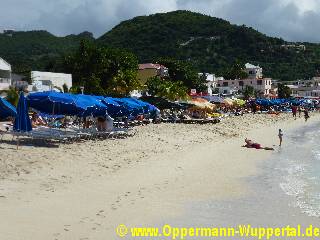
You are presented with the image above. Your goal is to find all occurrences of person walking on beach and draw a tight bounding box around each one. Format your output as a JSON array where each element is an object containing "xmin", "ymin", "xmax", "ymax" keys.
[
  {"xmin": 304, "ymin": 109, "xmax": 310, "ymax": 122},
  {"xmin": 291, "ymin": 105, "xmax": 297, "ymax": 120},
  {"xmin": 252, "ymin": 103, "xmax": 257, "ymax": 114},
  {"xmin": 278, "ymin": 129, "xmax": 283, "ymax": 146},
  {"xmin": 298, "ymin": 106, "xmax": 302, "ymax": 118}
]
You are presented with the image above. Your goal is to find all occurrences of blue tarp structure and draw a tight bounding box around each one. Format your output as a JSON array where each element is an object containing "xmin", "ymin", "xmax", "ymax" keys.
[
  {"xmin": 256, "ymin": 99, "xmax": 290, "ymax": 106},
  {"xmin": 14, "ymin": 92, "xmax": 32, "ymax": 132},
  {"xmin": 202, "ymin": 96, "xmax": 224, "ymax": 103},
  {"xmin": 255, "ymin": 98, "xmax": 318, "ymax": 108},
  {"xmin": 0, "ymin": 97, "xmax": 17, "ymax": 119}
]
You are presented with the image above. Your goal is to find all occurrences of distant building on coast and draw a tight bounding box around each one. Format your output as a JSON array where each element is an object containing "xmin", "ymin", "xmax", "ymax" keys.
[
  {"xmin": 28, "ymin": 71, "xmax": 72, "ymax": 92},
  {"xmin": 286, "ymin": 77, "xmax": 320, "ymax": 98},
  {"xmin": 0, "ymin": 57, "xmax": 12, "ymax": 91},
  {"xmin": 198, "ymin": 73, "xmax": 218, "ymax": 96},
  {"xmin": 11, "ymin": 73, "xmax": 28, "ymax": 91},
  {"xmin": 281, "ymin": 44, "xmax": 306, "ymax": 52},
  {"xmin": 137, "ymin": 63, "xmax": 169, "ymax": 85},
  {"xmin": 129, "ymin": 63, "xmax": 169, "ymax": 97},
  {"xmin": 216, "ymin": 63, "xmax": 272, "ymax": 96},
  {"xmin": 3, "ymin": 29, "xmax": 15, "ymax": 37}
]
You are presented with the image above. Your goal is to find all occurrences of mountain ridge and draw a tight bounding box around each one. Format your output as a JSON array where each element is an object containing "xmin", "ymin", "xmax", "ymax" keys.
[{"xmin": 1, "ymin": 10, "xmax": 320, "ymax": 81}]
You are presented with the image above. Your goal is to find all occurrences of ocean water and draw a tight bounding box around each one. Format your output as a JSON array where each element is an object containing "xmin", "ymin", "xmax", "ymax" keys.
[
  {"xmin": 278, "ymin": 121, "xmax": 320, "ymax": 217},
  {"xmin": 160, "ymin": 121, "xmax": 320, "ymax": 237}
]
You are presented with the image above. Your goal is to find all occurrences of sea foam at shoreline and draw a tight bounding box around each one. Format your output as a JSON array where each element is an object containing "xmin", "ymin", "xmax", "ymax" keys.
[{"xmin": 279, "ymin": 123, "xmax": 320, "ymax": 217}]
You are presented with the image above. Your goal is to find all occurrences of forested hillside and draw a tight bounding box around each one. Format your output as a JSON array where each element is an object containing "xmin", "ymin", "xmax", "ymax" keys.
[
  {"xmin": 1, "ymin": 10, "xmax": 320, "ymax": 81},
  {"xmin": 98, "ymin": 10, "xmax": 320, "ymax": 80}
]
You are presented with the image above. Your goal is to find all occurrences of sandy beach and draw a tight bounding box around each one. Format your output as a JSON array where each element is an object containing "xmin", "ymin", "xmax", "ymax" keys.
[{"xmin": 0, "ymin": 113, "xmax": 319, "ymax": 240}]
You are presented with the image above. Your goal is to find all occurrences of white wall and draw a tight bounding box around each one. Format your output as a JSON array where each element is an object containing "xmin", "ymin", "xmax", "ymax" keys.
[
  {"xmin": 31, "ymin": 71, "xmax": 72, "ymax": 92},
  {"xmin": 0, "ymin": 58, "xmax": 11, "ymax": 71},
  {"xmin": 0, "ymin": 57, "xmax": 11, "ymax": 90}
]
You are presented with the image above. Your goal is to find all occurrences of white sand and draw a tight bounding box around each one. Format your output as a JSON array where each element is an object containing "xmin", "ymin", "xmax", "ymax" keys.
[{"xmin": 0, "ymin": 113, "xmax": 319, "ymax": 239}]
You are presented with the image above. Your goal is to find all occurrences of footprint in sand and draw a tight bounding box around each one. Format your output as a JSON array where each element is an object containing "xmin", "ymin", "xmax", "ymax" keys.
[
  {"xmin": 111, "ymin": 204, "xmax": 117, "ymax": 210},
  {"xmin": 96, "ymin": 210, "xmax": 106, "ymax": 218}
]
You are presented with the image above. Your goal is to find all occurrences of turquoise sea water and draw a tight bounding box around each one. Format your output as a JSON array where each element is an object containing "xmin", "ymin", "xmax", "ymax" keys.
[
  {"xmin": 168, "ymin": 121, "xmax": 320, "ymax": 231},
  {"xmin": 278, "ymin": 121, "xmax": 320, "ymax": 217},
  {"xmin": 159, "ymin": 122, "xmax": 320, "ymax": 239}
]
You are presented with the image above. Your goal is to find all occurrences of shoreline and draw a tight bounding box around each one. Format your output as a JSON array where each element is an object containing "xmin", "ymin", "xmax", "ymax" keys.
[
  {"xmin": 0, "ymin": 113, "xmax": 319, "ymax": 239},
  {"xmin": 173, "ymin": 120, "xmax": 320, "ymax": 238}
]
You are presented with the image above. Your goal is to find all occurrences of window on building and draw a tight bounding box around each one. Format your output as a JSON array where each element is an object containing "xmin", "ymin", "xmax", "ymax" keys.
[
  {"xmin": 257, "ymin": 80, "xmax": 262, "ymax": 85},
  {"xmin": 232, "ymin": 82, "xmax": 234, "ymax": 84},
  {"xmin": 223, "ymin": 82, "xmax": 228, "ymax": 87},
  {"xmin": 249, "ymin": 71, "xmax": 254, "ymax": 75},
  {"xmin": 223, "ymin": 90, "xmax": 228, "ymax": 94},
  {"xmin": 239, "ymin": 81, "xmax": 244, "ymax": 86}
]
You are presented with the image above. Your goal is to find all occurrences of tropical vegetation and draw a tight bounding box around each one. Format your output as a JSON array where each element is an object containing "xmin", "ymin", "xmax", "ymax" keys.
[{"xmin": 1, "ymin": 10, "xmax": 320, "ymax": 93}]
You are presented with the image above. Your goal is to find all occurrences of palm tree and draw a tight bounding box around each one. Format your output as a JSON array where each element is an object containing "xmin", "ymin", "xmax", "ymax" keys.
[{"xmin": 5, "ymin": 87, "xmax": 19, "ymax": 106}]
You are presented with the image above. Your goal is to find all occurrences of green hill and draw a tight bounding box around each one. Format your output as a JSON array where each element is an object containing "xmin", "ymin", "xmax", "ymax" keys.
[
  {"xmin": 0, "ymin": 30, "xmax": 94, "ymax": 75},
  {"xmin": 98, "ymin": 10, "xmax": 320, "ymax": 81},
  {"xmin": 1, "ymin": 10, "xmax": 320, "ymax": 81}
]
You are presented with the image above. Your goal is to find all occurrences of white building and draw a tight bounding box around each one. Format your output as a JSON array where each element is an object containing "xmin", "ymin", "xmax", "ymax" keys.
[
  {"xmin": 290, "ymin": 86, "xmax": 320, "ymax": 98},
  {"xmin": 286, "ymin": 77, "xmax": 320, "ymax": 98},
  {"xmin": 245, "ymin": 63, "xmax": 263, "ymax": 79},
  {"xmin": 216, "ymin": 63, "xmax": 272, "ymax": 96},
  {"xmin": 29, "ymin": 71, "xmax": 72, "ymax": 92},
  {"xmin": 198, "ymin": 73, "xmax": 218, "ymax": 96},
  {"xmin": 0, "ymin": 57, "xmax": 12, "ymax": 90}
]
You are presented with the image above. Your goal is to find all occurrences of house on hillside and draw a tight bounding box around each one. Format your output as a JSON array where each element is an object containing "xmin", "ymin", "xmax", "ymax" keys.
[
  {"xmin": 0, "ymin": 57, "xmax": 12, "ymax": 91},
  {"xmin": 198, "ymin": 73, "xmax": 218, "ymax": 96},
  {"xmin": 245, "ymin": 63, "xmax": 263, "ymax": 79},
  {"xmin": 137, "ymin": 63, "xmax": 169, "ymax": 85},
  {"xmin": 286, "ymin": 77, "xmax": 320, "ymax": 98},
  {"xmin": 216, "ymin": 63, "xmax": 272, "ymax": 96},
  {"xmin": 28, "ymin": 71, "xmax": 72, "ymax": 92}
]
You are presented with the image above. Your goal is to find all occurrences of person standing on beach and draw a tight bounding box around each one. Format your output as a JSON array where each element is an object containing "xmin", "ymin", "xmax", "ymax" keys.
[
  {"xmin": 252, "ymin": 103, "xmax": 257, "ymax": 114},
  {"xmin": 291, "ymin": 105, "xmax": 297, "ymax": 120},
  {"xmin": 298, "ymin": 106, "xmax": 302, "ymax": 118},
  {"xmin": 278, "ymin": 129, "xmax": 283, "ymax": 146},
  {"xmin": 304, "ymin": 109, "xmax": 310, "ymax": 122}
]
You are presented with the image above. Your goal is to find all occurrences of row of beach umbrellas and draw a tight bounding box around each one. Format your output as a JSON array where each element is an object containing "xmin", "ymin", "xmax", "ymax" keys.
[
  {"xmin": 26, "ymin": 91, "xmax": 159, "ymax": 118},
  {"xmin": 0, "ymin": 91, "xmax": 161, "ymax": 133}
]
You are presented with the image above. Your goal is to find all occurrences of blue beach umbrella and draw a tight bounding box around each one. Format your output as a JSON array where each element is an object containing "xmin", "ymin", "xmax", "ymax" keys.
[
  {"xmin": 27, "ymin": 91, "xmax": 79, "ymax": 116},
  {"xmin": 128, "ymin": 98, "xmax": 151, "ymax": 113},
  {"xmin": 13, "ymin": 92, "xmax": 32, "ymax": 132},
  {"xmin": 0, "ymin": 97, "xmax": 17, "ymax": 119},
  {"xmin": 100, "ymin": 97, "xmax": 129, "ymax": 118},
  {"xmin": 113, "ymin": 98, "xmax": 144, "ymax": 117},
  {"xmin": 73, "ymin": 94, "xmax": 108, "ymax": 117},
  {"xmin": 132, "ymin": 98, "xmax": 160, "ymax": 113}
]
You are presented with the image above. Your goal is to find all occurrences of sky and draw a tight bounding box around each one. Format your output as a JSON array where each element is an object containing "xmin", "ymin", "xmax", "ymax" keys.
[{"xmin": 1, "ymin": 0, "xmax": 320, "ymax": 42}]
